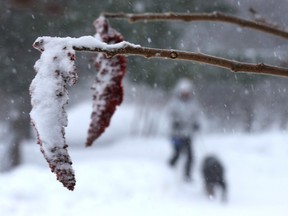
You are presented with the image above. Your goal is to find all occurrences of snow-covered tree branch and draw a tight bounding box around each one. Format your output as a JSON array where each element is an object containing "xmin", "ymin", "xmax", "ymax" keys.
[
  {"xmin": 73, "ymin": 42, "xmax": 288, "ymax": 77},
  {"xmin": 71, "ymin": 12, "xmax": 288, "ymax": 77},
  {"xmin": 30, "ymin": 13, "xmax": 288, "ymax": 190}
]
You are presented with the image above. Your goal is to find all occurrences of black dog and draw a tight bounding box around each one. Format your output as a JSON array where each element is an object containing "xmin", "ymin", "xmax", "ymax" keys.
[{"xmin": 201, "ymin": 155, "xmax": 227, "ymax": 202}]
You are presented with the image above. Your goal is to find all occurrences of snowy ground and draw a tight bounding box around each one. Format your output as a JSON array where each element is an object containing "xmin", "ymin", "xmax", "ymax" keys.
[{"xmin": 1, "ymin": 103, "xmax": 288, "ymax": 216}]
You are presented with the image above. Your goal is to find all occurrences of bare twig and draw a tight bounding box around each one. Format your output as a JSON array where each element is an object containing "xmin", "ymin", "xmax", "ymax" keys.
[
  {"xmin": 248, "ymin": 7, "xmax": 279, "ymax": 28},
  {"xmin": 103, "ymin": 12, "xmax": 288, "ymax": 40},
  {"xmin": 73, "ymin": 42, "xmax": 288, "ymax": 77}
]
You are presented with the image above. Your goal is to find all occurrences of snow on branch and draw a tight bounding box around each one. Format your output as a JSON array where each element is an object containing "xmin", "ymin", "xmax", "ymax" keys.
[
  {"xmin": 31, "ymin": 37, "xmax": 78, "ymax": 190},
  {"xmin": 73, "ymin": 41, "xmax": 288, "ymax": 77},
  {"xmin": 102, "ymin": 12, "xmax": 288, "ymax": 40},
  {"xmin": 30, "ymin": 18, "xmax": 128, "ymax": 190}
]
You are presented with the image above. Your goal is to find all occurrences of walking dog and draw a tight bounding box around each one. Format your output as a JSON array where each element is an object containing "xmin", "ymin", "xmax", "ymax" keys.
[{"xmin": 201, "ymin": 155, "xmax": 227, "ymax": 202}]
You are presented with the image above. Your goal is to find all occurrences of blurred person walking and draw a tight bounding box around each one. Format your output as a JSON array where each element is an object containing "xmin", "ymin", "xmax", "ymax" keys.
[{"xmin": 167, "ymin": 78, "xmax": 201, "ymax": 182}]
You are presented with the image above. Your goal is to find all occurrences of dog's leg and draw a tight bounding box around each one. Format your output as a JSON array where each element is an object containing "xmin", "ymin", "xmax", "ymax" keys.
[
  {"xmin": 219, "ymin": 181, "xmax": 227, "ymax": 202},
  {"xmin": 206, "ymin": 183, "xmax": 215, "ymax": 199}
]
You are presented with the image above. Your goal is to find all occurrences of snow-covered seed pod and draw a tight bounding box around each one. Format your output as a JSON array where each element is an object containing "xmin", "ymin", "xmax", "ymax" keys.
[
  {"xmin": 86, "ymin": 16, "xmax": 127, "ymax": 146},
  {"xmin": 30, "ymin": 37, "xmax": 77, "ymax": 190}
]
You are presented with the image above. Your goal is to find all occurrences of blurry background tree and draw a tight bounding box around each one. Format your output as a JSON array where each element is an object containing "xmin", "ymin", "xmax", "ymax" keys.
[{"xmin": 1, "ymin": 0, "xmax": 288, "ymax": 171}]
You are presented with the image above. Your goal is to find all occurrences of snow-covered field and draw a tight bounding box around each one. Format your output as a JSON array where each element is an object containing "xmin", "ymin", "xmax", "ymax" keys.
[{"xmin": 1, "ymin": 103, "xmax": 288, "ymax": 216}]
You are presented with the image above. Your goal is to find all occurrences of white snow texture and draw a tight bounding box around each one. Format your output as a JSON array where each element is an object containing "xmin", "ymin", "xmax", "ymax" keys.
[
  {"xmin": 1, "ymin": 102, "xmax": 288, "ymax": 216},
  {"xmin": 30, "ymin": 37, "xmax": 78, "ymax": 189},
  {"xmin": 30, "ymin": 35, "xmax": 137, "ymax": 188}
]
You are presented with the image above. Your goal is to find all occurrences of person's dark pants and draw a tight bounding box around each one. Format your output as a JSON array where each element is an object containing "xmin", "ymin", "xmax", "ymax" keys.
[{"xmin": 169, "ymin": 136, "xmax": 193, "ymax": 179}]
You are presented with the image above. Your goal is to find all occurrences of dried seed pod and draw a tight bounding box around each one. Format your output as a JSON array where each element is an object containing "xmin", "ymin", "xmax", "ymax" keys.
[
  {"xmin": 30, "ymin": 37, "xmax": 77, "ymax": 190},
  {"xmin": 86, "ymin": 16, "xmax": 127, "ymax": 146}
]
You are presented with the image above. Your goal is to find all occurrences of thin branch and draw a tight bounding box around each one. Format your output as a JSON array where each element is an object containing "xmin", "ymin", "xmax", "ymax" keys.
[
  {"xmin": 103, "ymin": 12, "xmax": 288, "ymax": 40},
  {"xmin": 73, "ymin": 42, "xmax": 288, "ymax": 77}
]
